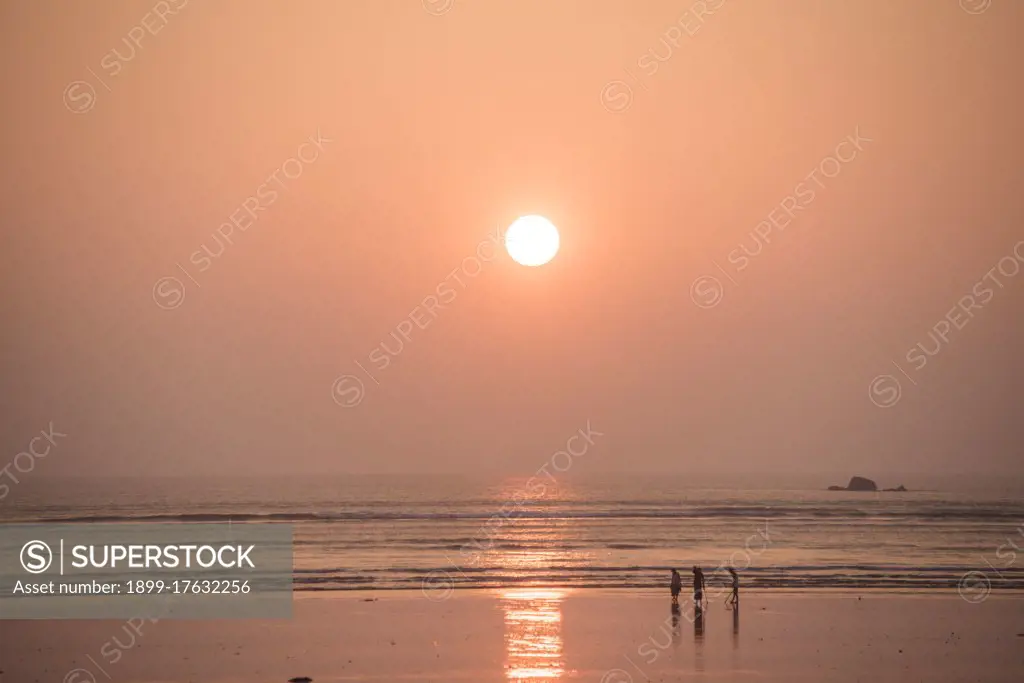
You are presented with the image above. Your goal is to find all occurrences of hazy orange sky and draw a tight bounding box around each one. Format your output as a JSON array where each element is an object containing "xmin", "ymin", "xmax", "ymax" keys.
[{"xmin": 1, "ymin": 0, "xmax": 1021, "ymax": 477}]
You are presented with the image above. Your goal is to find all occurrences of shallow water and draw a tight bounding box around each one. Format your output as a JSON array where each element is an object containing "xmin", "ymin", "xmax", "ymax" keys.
[{"xmin": 4, "ymin": 474, "xmax": 1023, "ymax": 591}]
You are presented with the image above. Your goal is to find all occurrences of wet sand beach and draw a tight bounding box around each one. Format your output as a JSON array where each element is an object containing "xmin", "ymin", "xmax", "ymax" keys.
[{"xmin": 3, "ymin": 590, "xmax": 1022, "ymax": 683}]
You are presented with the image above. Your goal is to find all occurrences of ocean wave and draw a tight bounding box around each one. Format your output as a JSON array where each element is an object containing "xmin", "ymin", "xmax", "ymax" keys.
[
  {"xmin": 21, "ymin": 506, "xmax": 1024, "ymax": 524},
  {"xmin": 289, "ymin": 564, "xmax": 1024, "ymax": 592}
]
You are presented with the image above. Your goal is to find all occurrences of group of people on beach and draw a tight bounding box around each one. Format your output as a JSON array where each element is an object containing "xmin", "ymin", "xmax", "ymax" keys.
[{"xmin": 670, "ymin": 565, "xmax": 739, "ymax": 611}]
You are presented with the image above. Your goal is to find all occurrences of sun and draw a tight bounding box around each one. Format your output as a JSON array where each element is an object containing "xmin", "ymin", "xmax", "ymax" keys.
[{"xmin": 505, "ymin": 215, "xmax": 560, "ymax": 267}]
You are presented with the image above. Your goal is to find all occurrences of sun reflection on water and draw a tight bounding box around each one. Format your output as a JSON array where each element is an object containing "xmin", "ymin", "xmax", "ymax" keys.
[
  {"xmin": 490, "ymin": 478, "xmax": 583, "ymax": 682},
  {"xmin": 501, "ymin": 588, "xmax": 566, "ymax": 681}
]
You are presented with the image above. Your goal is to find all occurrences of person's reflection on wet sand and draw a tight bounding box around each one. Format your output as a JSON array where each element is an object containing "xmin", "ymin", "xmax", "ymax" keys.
[
  {"xmin": 671, "ymin": 601, "xmax": 681, "ymax": 645},
  {"xmin": 732, "ymin": 601, "xmax": 739, "ymax": 646},
  {"xmin": 693, "ymin": 603, "xmax": 706, "ymax": 672}
]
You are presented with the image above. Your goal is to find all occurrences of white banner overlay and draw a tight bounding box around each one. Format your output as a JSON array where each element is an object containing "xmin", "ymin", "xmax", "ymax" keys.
[{"xmin": 0, "ymin": 523, "xmax": 293, "ymax": 619}]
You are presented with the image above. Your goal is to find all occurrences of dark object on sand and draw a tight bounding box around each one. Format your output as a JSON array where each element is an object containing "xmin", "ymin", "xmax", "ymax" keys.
[
  {"xmin": 828, "ymin": 476, "xmax": 878, "ymax": 492},
  {"xmin": 289, "ymin": 678, "xmax": 313, "ymax": 683}
]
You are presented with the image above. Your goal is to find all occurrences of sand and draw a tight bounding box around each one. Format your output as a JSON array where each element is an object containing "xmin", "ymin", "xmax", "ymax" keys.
[{"xmin": 1, "ymin": 590, "xmax": 1022, "ymax": 682}]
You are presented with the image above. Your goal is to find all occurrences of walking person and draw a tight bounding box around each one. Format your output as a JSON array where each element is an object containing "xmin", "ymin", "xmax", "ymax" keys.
[
  {"xmin": 692, "ymin": 565, "xmax": 706, "ymax": 611},
  {"xmin": 670, "ymin": 568, "xmax": 682, "ymax": 605},
  {"xmin": 725, "ymin": 566, "xmax": 739, "ymax": 609}
]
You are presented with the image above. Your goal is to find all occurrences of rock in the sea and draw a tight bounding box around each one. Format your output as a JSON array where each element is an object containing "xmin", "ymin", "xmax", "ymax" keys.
[
  {"xmin": 827, "ymin": 476, "xmax": 879, "ymax": 491},
  {"xmin": 846, "ymin": 476, "xmax": 877, "ymax": 491},
  {"xmin": 288, "ymin": 678, "xmax": 313, "ymax": 683}
]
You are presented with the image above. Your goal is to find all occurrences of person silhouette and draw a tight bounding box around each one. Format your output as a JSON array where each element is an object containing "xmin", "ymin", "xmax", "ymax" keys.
[
  {"xmin": 670, "ymin": 568, "xmax": 682, "ymax": 605},
  {"xmin": 692, "ymin": 565, "xmax": 706, "ymax": 611},
  {"xmin": 725, "ymin": 566, "xmax": 739, "ymax": 609}
]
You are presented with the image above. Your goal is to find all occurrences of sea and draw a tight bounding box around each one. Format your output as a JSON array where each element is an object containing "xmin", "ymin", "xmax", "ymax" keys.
[{"xmin": 4, "ymin": 474, "xmax": 1023, "ymax": 594}]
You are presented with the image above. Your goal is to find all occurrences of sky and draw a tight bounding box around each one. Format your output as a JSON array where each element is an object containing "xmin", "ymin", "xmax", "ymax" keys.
[{"xmin": 1, "ymin": 0, "xmax": 1022, "ymax": 479}]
